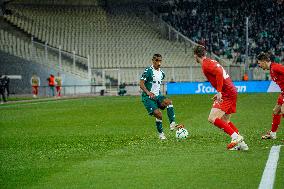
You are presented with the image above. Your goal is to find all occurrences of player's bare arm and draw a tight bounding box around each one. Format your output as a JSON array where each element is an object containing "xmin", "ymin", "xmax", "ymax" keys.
[{"xmin": 139, "ymin": 80, "xmax": 155, "ymax": 99}]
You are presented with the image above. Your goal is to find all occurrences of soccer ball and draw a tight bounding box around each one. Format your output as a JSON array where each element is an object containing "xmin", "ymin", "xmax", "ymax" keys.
[{"xmin": 176, "ymin": 128, "xmax": 189, "ymax": 139}]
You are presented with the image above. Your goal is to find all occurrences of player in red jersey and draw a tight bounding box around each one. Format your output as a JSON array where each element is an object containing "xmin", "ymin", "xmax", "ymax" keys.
[
  {"xmin": 257, "ymin": 52, "xmax": 284, "ymax": 139},
  {"xmin": 193, "ymin": 45, "xmax": 248, "ymax": 150}
]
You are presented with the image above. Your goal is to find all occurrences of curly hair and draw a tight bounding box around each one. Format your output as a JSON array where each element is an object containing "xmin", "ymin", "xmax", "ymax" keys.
[
  {"xmin": 152, "ymin": 54, "xmax": 162, "ymax": 60},
  {"xmin": 193, "ymin": 45, "xmax": 206, "ymax": 58},
  {"xmin": 257, "ymin": 52, "xmax": 271, "ymax": 62}
]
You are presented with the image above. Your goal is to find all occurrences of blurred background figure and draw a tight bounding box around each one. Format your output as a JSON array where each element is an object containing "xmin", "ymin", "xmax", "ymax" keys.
[
  {"xmin": 3, "ymin": 74, "xmax": 10, "ymax": 97},
  {"xmin": 30, "ymin": 73, "xmax": 40, "ymax": 98},
  {"xmin": 118, "ymin": 82, "xmax": 127, "ymax": 96},
  {"xmin": 55, "ymin": 72, "xmax": 63, "ymax": 97},
  {"xmin": 0, "ymin": 75, "xmax": 7, "ymax": 104},
  {"xmin": 47, "ymin": 74, "xmax": 55, "ymax": 97}
]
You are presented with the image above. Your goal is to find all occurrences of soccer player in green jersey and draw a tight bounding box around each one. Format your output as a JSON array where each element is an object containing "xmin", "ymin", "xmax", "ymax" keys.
[{"xmin": 140, "ymin": 54, "xmax": 178, "ymax": 140}]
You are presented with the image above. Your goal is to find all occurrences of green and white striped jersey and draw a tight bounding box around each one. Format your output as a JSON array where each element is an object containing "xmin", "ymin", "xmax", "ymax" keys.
[{"xmin": 140, "ymin": 65, "xmax": 165, "ymax": 97}]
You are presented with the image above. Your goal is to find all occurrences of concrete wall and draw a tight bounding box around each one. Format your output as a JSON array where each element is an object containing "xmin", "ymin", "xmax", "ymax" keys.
[{"xmin": 0, "ymin": 51, "xmax": 90, "ymax": 95}]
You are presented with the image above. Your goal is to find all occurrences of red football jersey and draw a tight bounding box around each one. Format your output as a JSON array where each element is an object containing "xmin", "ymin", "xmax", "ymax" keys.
[
  {"xmin": 202, "ymin": 58, "xmax": 237, "ymax": 97},
  {"xmin": 270, "ymin": 62, "xmax": 284, "ymax": 94}
]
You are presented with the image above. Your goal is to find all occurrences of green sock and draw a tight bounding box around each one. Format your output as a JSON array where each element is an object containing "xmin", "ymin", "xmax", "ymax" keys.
[
  {"xmin": 156, "ymin": 119, "xmax": 163, "ymax": 133},
  {"xmin": 167, "ymin": 105, "xmax": 175, "ymax": 124}
]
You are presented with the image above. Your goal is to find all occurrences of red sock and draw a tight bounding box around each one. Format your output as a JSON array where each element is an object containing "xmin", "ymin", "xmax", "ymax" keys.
[
  {"xmin": 214, "ymin": 118, "xmax": 235, "ymax": 136},
  {"xmin": 271, "ymin": 114, "xmax": 281, "ymax": 132},
  {"xmin": 228, "ymin": 122, "xmax": 239, "ymax": 134}
]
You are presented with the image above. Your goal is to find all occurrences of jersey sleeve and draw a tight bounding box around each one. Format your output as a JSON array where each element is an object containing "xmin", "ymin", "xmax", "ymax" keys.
[
  {"xmin": 274, "ymin": 64, "xmax": 284, "ymax": 75},
  {"xmin": 213, "ymin": 65, "xmax": 224, "ymax": 92},
  {"xmin": 140, "ymin": 68, "xmax": 150, "ymax": 81}
]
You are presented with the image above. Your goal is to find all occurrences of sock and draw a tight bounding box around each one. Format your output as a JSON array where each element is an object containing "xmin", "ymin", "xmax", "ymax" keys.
[
  {"xmin": 156, "ymin": 118, "xmax": 163, "ymax": 133},
  {"xmin": 167, "ymin": 105, "xmax": 175, "ymax": 124},
  {"xmin": 228, "ymin": 122, "xmax": 239, "ymax": 134},
  {"xmin": 214, "ymin": 118, "xmax": 235, "ymax": 136},
  {"xmin": 271, "ymin": 114, "xmax": 281, "ymax": 132},
  {"xmin": 230, "ymin": 132, "xmax": 239, "ymax": 140}
]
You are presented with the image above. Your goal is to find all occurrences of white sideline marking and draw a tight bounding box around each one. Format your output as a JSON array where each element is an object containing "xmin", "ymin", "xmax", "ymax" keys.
[{"xmin": 258, "ymin": 145, "xmax": 282, "ymax": 189}]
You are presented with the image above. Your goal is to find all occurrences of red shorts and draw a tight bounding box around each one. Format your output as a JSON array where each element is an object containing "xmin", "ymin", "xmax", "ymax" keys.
[
  {"xmin": 56, "ymin": 86, "xmax": 61, "ymax": 91},
  {"xmin": 213, "ymin": 95, "xmax": 237, "ymax": 114},
  {"xmin": 277, "ymin": 94, "xmax": 284, "ymax": 105}
]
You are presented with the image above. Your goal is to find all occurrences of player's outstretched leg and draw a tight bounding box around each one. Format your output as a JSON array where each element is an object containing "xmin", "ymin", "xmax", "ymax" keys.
[
  {"xmin": 227, "ymin": 121, "xmax": 248, "ymax": 151},
  {"xmin": 153, "ymin": 109, "xmax": 166, "ymax": 140},
  {"xmin": 161, "ymin": 98, "xmax": 177, "ymax": 131},
  {"xmin": 167, "ymin": 104, "xmax": 177, "ymax": 131},
  {"xmin": 156, "ymin": 118, "xmax": 166, "ymax": 140},
  {"xmin": 221, "ymin": 115, "xmax": 248, "ymax": 150},
  {"xmin": 262, "ymin": 104, "xmax": 282, "ymax": 140},
  {"xmin": 262, "ymin": 114, "xmax": 280, "ymax": 139},
  {"xmin": 209, "ymin": 109, "xmax": 248, "ymax": 150},
  {"xmin": 227, "ymin": 121, "xmax": 239, "ymax": 134}
]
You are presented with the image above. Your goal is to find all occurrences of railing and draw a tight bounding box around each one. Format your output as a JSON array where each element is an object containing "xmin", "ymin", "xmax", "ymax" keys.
[
  {"xmin": 29, "ymin": 84, "xmax": 154, "ymax": 97},
  {"xmin": 31, "ymin": 39, "xmax": 91, "ymax": 79},
  {"xmin": 91, "ymin": 65, "xmax": 245, "ymax": 87}
]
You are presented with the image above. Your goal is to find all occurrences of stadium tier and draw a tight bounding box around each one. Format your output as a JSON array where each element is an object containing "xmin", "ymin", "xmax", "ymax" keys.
[
  {"xmin": 3, "ymin": 4, "xmax": 194, "ymax": 70},
  {"xmin": 0, "ymin": 29, "xmax": 88, "ymax": 78},
  {"xmin": 1, "ymin": 1, "xmax": 275, "ymax": 85}
]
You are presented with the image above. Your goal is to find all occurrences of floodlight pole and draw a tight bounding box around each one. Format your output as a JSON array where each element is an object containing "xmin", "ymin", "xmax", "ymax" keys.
[
  {"xmin": 59, "ymin": 45, "xmax": 62, "ymax": 71},
  {"xmin": 73, "ymin": 51, "xmax": 76, "ymax": 73},
  {"xmin": 87, "ymin": 55, "xmax": 91, "ymax": 81},
  {"xmin": 45, "ymin": 42, "xmax": 48, "ymax": 65},
  {"xmin": 245, "ymin": 17, "xmax": 249, "ymax": 72}
]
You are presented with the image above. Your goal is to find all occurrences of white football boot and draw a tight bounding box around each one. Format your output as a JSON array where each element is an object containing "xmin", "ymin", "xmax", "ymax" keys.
[
  {"xmin": 158, "ymin": 132, "xmax": 167, "ymax": 140},
  {"xmin": 239, "ymin": 141, "xmax": 249, "ymax": 151},
  {"xmin": 227, "ymin": 135, "xmax": 244, "ymax": 150},
  {"xmin": 170, "ymin": 122, "xmax": 177, "ymax": 131},
  {"xmin": 262, "ymin": 131, "xmax": 276, "ymax": 140},
  {"xmin": 229, "ymin": 141, "xmax": 249, "ymax": 151}
]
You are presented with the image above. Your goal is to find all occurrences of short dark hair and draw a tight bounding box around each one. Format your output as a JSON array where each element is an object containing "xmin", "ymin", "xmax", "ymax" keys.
[
  {"xmin": 194, "ymin": 45, "xmax": 206, "ymax": 58},
  {"xmin": 152, "ymin": 54, "xmax": 162, "ymax": 60},
  {"xmin": 257, "ymin": 52, "xmax": 270, "ymax": 61}
]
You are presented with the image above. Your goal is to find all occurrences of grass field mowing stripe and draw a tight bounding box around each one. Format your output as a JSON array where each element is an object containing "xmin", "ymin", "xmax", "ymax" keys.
[{"xmin": 258, "ymin": 145, "xmax": 282, "ymax": 189}]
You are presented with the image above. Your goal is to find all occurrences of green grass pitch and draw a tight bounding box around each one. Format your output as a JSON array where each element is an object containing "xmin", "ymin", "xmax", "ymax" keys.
[{"xmin": 0, "ymin": 93, "xmax": 283, "ymax": 188}]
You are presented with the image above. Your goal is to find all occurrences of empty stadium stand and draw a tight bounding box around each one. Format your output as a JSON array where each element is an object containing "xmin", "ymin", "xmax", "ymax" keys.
[{"xmin": 1, "ymin": 1, "xmax": 248, "ymax": 88}]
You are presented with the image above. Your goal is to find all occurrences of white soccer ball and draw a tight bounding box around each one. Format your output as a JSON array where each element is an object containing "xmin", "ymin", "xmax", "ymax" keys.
[{"xmin": 176, "ymin": 128, "xmax": 189, "ymax": 139}]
